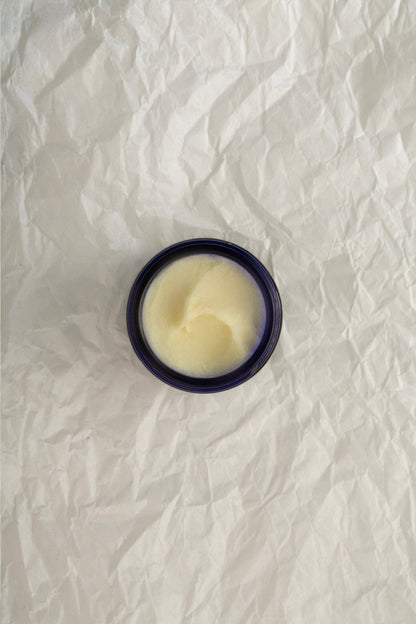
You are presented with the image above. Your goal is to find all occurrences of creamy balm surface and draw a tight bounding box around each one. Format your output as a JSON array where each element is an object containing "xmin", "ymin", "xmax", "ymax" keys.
[{"xmin": 142, "ymin": 254, "xmax": 266, "ymax": 377}]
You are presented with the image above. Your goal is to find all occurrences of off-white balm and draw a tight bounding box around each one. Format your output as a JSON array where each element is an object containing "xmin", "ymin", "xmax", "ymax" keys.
[{"xmin": 142, "ymin": 254, "xmax": 266, "ymax": 377}]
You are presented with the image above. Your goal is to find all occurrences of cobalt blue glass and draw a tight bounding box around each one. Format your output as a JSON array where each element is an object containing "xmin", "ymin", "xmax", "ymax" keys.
[{"xmin": 126, "ymin": 239, "xmax": 283, "ymax": 393}]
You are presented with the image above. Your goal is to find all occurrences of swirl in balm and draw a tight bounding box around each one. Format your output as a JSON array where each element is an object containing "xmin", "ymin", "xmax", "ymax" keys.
[{"xmin": 142, "ymin": 254, "xmax": 266, "ymax": 377}]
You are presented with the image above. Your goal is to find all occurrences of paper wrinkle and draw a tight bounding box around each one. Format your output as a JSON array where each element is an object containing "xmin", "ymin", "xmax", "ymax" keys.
[{"xmin": 2, "ymin": 1, "xmax": 416, "ymax": 622}]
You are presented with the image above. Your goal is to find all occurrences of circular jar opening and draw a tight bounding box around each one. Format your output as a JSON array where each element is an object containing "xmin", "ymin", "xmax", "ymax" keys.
[{"xmin": 126, "ymin": 239, "xmax": 282, "ymax": 393}]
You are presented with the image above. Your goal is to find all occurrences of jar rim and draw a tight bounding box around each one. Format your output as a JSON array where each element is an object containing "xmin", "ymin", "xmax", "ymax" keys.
[{"xmin": 126, "ymin": 238, "xmax": 283, "ymax": 393}]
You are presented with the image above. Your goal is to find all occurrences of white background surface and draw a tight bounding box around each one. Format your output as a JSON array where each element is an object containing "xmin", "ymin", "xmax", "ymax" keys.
[{"xmin": 2, "ymin": 1, "xmax": 416, "ymax": 622}]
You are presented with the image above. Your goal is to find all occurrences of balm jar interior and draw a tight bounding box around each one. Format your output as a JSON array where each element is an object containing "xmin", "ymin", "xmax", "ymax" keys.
[
  {"xmin": 141, "ymin": 254, "xmax": 266, "ymax": 378},
  {"xmin": 127, "ymin": 239, "xmax": 282, "ymax": 393}
]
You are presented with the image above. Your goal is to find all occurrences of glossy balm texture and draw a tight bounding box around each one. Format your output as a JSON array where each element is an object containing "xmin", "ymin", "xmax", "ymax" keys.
[{"xmin": 142, "ymin": 254, "xmax": 266, "ymax": 377}]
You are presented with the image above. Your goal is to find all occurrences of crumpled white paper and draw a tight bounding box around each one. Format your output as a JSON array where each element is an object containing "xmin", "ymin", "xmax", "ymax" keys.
[{"xmin": 2, "ymin": 1, "xmax": 416, "ymax": 622}]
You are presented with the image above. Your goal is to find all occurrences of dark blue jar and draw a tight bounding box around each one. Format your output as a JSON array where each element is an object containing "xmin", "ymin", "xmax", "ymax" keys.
[{"xmin": 126, "ymin": 239, "xmax": 282, "ymax": 393}]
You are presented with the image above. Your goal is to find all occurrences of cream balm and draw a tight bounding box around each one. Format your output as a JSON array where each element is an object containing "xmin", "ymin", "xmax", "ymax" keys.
[{"xmin": 141, "ymin": 254, "xmax": 266, "ymax": 377}]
